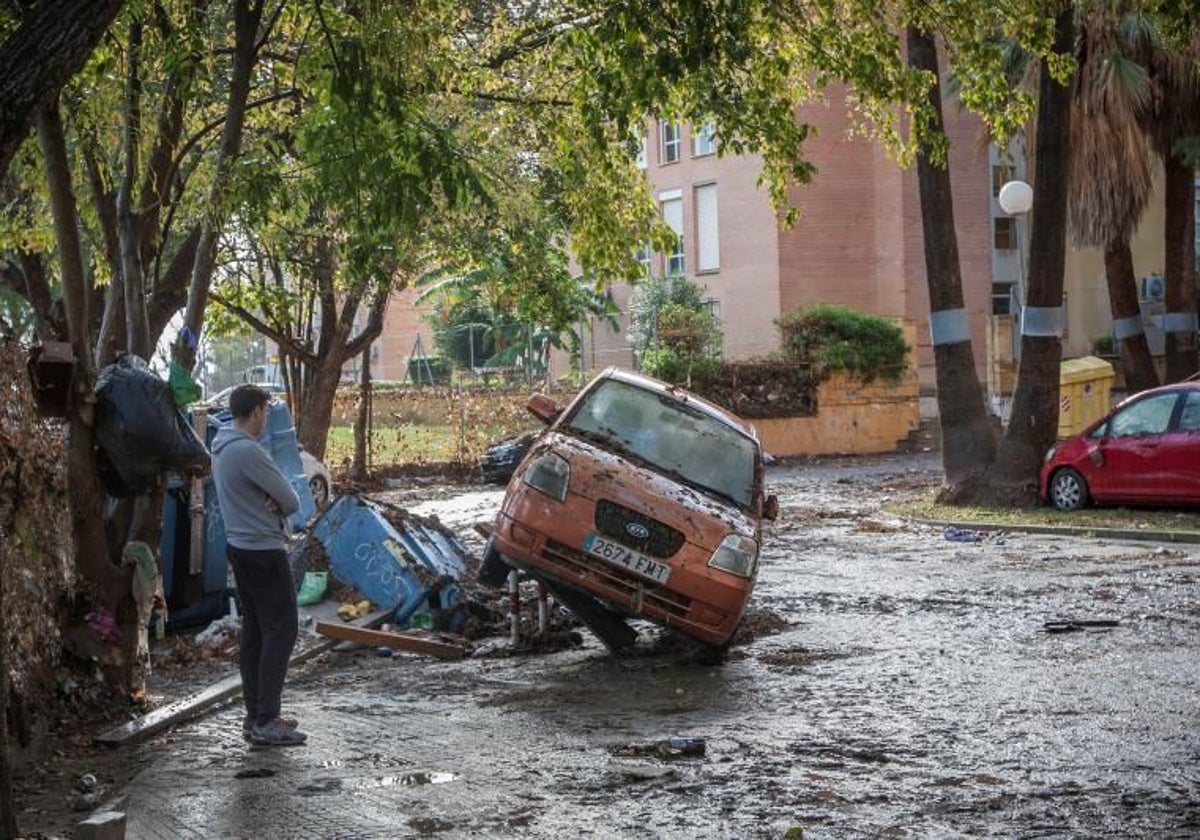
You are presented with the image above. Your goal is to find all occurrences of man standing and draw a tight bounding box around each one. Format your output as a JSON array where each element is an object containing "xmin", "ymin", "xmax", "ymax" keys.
[{"xmin": 211, "ymin": 385, "xmax": 307, "ymax": 746}]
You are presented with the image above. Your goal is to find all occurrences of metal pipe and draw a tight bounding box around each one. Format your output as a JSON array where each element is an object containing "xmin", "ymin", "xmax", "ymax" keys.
[{"xmin": 508, "ymin": 569, "xmax": 520, "ymax": 644}]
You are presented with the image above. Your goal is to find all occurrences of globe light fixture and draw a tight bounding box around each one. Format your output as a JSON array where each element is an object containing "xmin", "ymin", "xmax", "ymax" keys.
[{"xmin": 998, "ymin": 179, "xmax": 1033, "ymax": 215}]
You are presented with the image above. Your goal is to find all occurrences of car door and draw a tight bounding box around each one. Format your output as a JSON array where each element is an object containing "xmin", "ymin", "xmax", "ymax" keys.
[
  {"xmin": 1149, "ymin": 390, "xmax": 1200, "ymax": 502},
  {"xmin": 1093, "ymin": 391, "xmax": 1179, "ymax": 501}
]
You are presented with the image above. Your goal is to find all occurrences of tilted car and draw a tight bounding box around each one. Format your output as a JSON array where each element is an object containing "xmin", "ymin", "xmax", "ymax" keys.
[
  {"xmin": 486, "ymin": 367, "xmax": 778, "ymax": 660},
  {"xmin": 1040, "ymin": 381, "xmax": 1200, "ymax": 511}
]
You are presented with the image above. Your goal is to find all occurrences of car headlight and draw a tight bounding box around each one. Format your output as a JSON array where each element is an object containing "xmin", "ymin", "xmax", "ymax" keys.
[
  {"xmin": 708, "ymin": 534, "xmax": 759, "ymax": 578},
  {"xmin": 521, "ymin": 450, "xmax": 570, "ymax": 501},
  {"xmin": 1043, "ymin": 444, "xmax": 1059, "ymax": 464}
]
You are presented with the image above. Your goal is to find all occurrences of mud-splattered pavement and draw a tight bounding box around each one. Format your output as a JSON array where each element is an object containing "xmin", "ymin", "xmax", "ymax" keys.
[{"xmin": 110, "ymin": 454, "xmax": 1200, "ymax": 837}]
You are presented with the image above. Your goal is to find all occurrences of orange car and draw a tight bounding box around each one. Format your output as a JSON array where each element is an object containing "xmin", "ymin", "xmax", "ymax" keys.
[{"xmin": 486, "ymin": 368, "xmax": 778, "ymax": 660}]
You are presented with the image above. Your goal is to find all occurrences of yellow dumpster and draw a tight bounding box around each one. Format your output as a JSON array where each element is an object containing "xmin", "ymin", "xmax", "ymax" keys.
[{"xmin": 1058, "ymin": 356, "xmax": 1115, "ymax": 438}]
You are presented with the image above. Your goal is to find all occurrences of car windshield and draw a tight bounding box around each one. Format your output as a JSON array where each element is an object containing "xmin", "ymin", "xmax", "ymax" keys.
[{"xmin": 564, "ymin": 379, "xmax": 758, "ymax": 508}]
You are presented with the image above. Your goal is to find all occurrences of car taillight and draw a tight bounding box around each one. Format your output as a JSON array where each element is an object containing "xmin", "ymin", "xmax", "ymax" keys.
[
  {"xmin": 707, "ymin": 534, "xmax": 759, "ymax": 578},
  {"xmin": 521, "ymin": 450, "xmax": 570, "ymax": 501}
]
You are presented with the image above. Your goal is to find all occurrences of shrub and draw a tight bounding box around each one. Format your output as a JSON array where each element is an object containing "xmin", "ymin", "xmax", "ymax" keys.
[
  {"xmin": 640, "ymin": 346, "xmax": 722, "ymax": 384},
  {"xmin": 1092, "ymin": 335, "xmax": 1115, "ymax": 355},
  {"xmin": 776, "ymin": 303, "xmax": 908, "ymax": 383}
]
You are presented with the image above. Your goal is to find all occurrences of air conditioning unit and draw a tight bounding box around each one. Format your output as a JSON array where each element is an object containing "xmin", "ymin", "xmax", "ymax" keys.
[{"xmin": 1141, "ymin": 274, "xmax": 1165, "ymax": 301}]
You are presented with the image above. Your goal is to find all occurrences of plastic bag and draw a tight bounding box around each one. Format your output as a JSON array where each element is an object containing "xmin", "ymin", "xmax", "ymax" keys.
[
  {"xmin": 296, "ymin": 571, "xmax": 328, "ymax": 606},
  {"xmin": 94, "ymin": 354, "xmax": 210, "ymax": 495}
]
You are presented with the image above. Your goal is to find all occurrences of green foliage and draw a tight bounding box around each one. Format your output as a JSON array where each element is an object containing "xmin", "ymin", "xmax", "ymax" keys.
[
  {"xmin": 406, "ymin": 356, "xmax": 452, "ymax": 386},
  {"xmin": 627, "ymin": 274, "xmax": 715, "ymax": 357},
  {"xmin": 640, "ymin": 345, "xmax": 721, "ymax": 384},
  {"xmin": 776, "ymin": 303, "xmax": 908, "ymax": 384},
  {"xmin": 633, "ymin": 282, "xmax": 723, "ymax": 385},
  {"xmin": 1092, "ymin": 335, "xmax": 1115, "ymax": 355}
]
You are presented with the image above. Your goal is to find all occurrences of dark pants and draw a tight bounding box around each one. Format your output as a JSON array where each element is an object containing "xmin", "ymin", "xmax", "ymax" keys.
[{"xmin": 227, "ymin": 545, "xmax": 298, "ymax": 727}]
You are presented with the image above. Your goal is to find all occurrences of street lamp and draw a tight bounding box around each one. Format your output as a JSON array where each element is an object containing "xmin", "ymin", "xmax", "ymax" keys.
[
  {"xmin": 998, "ymin": 179, "xmax": 1033, "ymax": 360},
  {"xmin": 998, "ymin": 179, "xmax": 1033, "ymax": 215}
]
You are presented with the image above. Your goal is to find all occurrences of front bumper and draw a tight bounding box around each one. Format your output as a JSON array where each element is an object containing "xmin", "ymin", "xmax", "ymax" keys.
[{"xmin": 491, "ymin": 510, "xmax": 751, "ymax": 646}]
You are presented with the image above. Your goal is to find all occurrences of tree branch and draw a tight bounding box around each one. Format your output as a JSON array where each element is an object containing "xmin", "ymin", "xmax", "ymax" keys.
[
  {"xmin": 210, "ymin": 290, "xmax": 316, "ymax": 364},
  {"xmin": 0, "ymin": 0, "xmax": 126, "ymax": 181}
]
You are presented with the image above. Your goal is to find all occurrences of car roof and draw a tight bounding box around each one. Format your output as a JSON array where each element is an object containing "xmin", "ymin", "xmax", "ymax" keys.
[
  {"xmin": 1113, "ymin": 380, "xmax": 1200, "ymax": 410},
  {"xmin": 596, "ymin": 367, "xmax": 760, "ymax": 442}
]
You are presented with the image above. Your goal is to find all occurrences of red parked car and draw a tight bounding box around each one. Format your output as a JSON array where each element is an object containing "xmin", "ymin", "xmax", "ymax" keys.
[{"xmin": 1040, "ymin": 382, "xmax": 1200, "ymax": 511}]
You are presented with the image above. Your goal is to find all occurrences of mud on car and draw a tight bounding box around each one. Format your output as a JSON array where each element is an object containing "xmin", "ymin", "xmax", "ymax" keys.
[{"xmin": 484, "ymin": 367, "xmax": 778, "ymax": 661}]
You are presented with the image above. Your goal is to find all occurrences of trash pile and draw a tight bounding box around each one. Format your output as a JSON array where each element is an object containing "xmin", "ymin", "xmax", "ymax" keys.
[{"xmin": 177, "ymin": 491, "xmax": 584, "ymax": 663}]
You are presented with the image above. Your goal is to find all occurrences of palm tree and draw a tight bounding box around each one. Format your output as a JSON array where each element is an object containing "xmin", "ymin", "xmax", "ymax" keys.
[
  {"xmin": 1067, "ymin": 4, "xmax": 1160, "ymax": 394},
  {"xmin": 905, "ymin": 25, "xmax": 997, "ymax": 484},
  {"xmin": 1138, "ymin": 25, "xmax": 1200, "ymax": 382}
]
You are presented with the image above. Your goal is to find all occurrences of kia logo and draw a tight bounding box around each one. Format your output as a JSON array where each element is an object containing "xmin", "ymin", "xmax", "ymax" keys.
[{"xmin": 625, "ymin": 522, "xmax": 650, "ymax": 540}]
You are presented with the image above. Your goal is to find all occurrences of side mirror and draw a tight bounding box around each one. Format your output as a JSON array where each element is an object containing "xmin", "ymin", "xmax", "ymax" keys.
[
  {"xmin": 762, "ymin": 494, "xmax": 779, "ymax": 521},
  {"xmin": 526, "ymin": 393, "xmax": 561, "ymax": 425}
]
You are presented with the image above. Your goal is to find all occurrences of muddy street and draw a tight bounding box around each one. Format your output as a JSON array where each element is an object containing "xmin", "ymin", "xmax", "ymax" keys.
[{"xmin": 116, "ymin": 454, "xmax": 1200, "ymax": 838}]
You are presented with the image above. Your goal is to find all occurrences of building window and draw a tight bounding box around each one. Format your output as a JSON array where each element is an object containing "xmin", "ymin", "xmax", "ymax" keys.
[
  {"xmin": 992, "ymin": 282, "xmax": 1013, "ymax": 315},
  {"xmin": 693, "ymin": 123, "xmax": 716, "ymax": 156},
  {"xmin": 660, "ymin": 120, "xmax": 680, "ymax": 164},
  {"xmin": 661, "ymin": 195, "xmax": 685, "ymax": 275},
  {"xmin": 994, "ymin": 216, "xmax": 1017, "ymax": 250},
  {"xmin": 992, "ymin": 164, "xmax": 1015, "ymax": 197},
  {"xmin": 634, "ymin": 242, "xmax": 652, "ymax": 277},
  {"xmin": 694, "ymin": 183, "xmax": 720, "ymax": 272}
]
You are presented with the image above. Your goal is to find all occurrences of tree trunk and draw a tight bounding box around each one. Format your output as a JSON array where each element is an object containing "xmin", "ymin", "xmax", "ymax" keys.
[
  {"xmin": 119, "ymin": 20, "xmax": 151, "ymax": 359},
  {"xmin": 353, "ymin": 344, "xmax": 372, "ymax": 480},
  {"xmin": 0, "ymin": 476, "xmax": 14, "ymax": 840},
  {"xmin": 906, "ymin": 26, "xmax": 996, "ymax": 483},
  {"xmin": 178, "ymin": 0, "xmax": 264, "ymax": 369},
  {"xmin": 38, "ymin": 102, "xmax": 136, "ymax": 687},
  {"xmin": 1164, "ymin": 153, "xmax": 1197, "ymax": 382},
  {"xmin": 297, "ymin": 357, "xmax": 344, "ymax": 462},
  {"xmin": 993, "ymin": 9, "xmax": 1073, "ymax": 492},
  {"xmin": 1105, "ymin": 238, "xmax": 1159, "ymax": 393},
  {"xmin": 0, "ymin": 0, "xmax": 126, "ymax": 182}
]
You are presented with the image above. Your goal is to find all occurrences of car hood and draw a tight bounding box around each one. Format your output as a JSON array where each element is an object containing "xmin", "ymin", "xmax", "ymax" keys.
[{"xmin": 535, "ymin": 431, "xmax": 760, "ymax": 540}]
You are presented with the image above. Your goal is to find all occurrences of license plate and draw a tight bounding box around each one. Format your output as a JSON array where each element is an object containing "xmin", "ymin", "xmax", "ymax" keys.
[{"xmin": 582, "ymin": 534, "xmax": 671, "ymax": 584}]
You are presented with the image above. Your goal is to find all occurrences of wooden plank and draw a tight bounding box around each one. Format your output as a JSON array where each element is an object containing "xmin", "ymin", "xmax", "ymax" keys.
[
  {"xmin": 313, "ymin": 622, "xmax": 467, "ymax": 660},
  {"xmin": 94, "ymin": 609, "xmax": 391, "ymax": 747}
]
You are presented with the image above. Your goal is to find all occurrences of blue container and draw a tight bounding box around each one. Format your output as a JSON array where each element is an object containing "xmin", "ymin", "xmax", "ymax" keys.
[
  {"xmin": 305, "ymin": 495, "xmax": 466, "ymax": 625},
  {"xmin": 159, "ymin": 400, "xmax": 316, "ymax": 628}
]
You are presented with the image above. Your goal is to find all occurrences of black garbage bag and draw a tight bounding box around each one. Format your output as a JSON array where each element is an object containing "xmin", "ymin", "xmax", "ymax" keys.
[{"xmin": 93, "ymin": 354, "xmax": 210, "ymax": 495}]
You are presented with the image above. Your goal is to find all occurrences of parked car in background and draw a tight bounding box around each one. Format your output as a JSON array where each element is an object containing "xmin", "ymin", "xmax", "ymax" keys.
[
  {"xmin": 1041, "ymin": 382, "xmax": 1200, "ymax": 511},
  {"xmin": 486, "ymin": 367, "xmax": 778, "ymax": 661},
  {"xmin": 299, "ymin": 446, "xmax": 331, "ymax": 507},
  {"xmin": 205, "ymin": 382, "xmax": 285, "ymax": 409},
  {"xmin": 204, "ymin": 383, "xmax": 332, "ymax": 508}
]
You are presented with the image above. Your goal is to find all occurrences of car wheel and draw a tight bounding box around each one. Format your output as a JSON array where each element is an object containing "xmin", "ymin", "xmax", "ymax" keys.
[
  {"xmin": 309, "ymin": 475, "xmax": 330, "ymax": 508},
  {"xmin": 1049, "ymin": 467, "xmax": 1089, "ymax": 511}
]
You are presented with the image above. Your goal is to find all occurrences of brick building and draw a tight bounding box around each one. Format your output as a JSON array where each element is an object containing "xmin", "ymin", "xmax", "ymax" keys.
[{"xmin": 368, "ymin": 87, "xmax": 1183, "ymax": 403}]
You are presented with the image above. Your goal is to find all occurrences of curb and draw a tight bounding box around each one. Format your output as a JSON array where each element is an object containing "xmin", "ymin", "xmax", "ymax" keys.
[{"xmin": 909, "ymin": 518, "xmax": 1200, "ymax": 545}]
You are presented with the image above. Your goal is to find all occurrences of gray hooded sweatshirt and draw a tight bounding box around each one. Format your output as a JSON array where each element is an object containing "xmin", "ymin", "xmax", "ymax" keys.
[{"xmin": 211, "ymin": 424, "xmax": 301, "ymax": 551}]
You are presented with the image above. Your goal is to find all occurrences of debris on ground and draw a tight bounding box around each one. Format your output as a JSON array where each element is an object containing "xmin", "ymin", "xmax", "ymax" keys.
[
  {"xmin": 1043, "ymin": 619, "xmax": 1120, "ymax": 633},
  {"xmin": 314, "ymin": 621, "xmax": 469, "ymax": 660},
  {"xmin": 336, "ymin": 600, "xmax": 373, "ymax": 621},
  {"xmin": 194, "ymin": 615, "xmax": 241, "ymax": 650},
  {"xmin": 295, "ymin": 494, "xmax": 467, "ymax": 631},
  {"xmin": 612, "ymin": 736, "xmax": 707, "ymax": 758},
  {"xmin": 943, "ymin": 526, "xmax": 985, "ymax": 543}
]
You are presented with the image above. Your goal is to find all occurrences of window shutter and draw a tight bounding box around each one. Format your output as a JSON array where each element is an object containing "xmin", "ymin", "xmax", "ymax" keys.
[{"xmin": 695, "ymin": 184, "xmax": 719, "ymax": 271}]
